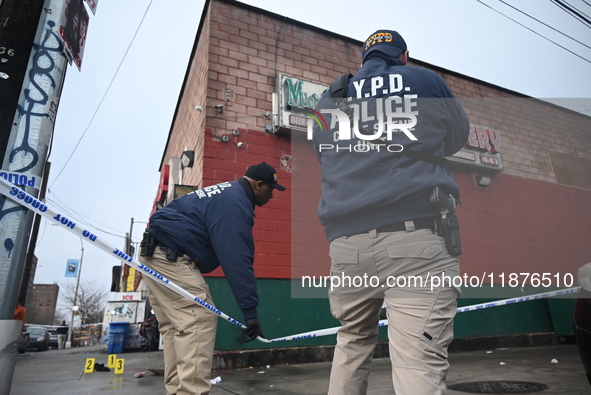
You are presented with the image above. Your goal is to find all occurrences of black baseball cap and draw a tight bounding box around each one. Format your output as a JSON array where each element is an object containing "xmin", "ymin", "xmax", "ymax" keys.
[
  {"xmin": 245, "ymin": 162, "xmax": 286, "ymax": 191},
  {"xmin": 362, "ymin": 30, "xmax": 407, "ymax": 63}
]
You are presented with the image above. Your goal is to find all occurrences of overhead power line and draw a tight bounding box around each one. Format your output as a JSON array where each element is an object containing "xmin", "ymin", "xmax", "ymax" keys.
[
  {"xmin": 49, "ymin": 0, "xmax": 154, "ymax": 190},
  {"xmin": 476, "ymin": 0, "xmax": 591, "ymax": 65},
  {"xmin": 45, "ymin": 194, "xmax": 126, "ymax": 239},
  {"xmin": 551, "ymin": 0, "xmax": 591, "ymax": 27},
  {"xmin": 496, "ymin": 0, "xmax": 591, "ymax": 50},
  {"xmin": 561, "ymin": 0, "xmax": 591, "ymax": 20}
]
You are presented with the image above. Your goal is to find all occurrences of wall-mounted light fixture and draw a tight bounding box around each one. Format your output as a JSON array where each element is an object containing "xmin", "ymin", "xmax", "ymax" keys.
[
  {"xmin": 181, "ymin": 150, "xmax": 195, "ymax": 169},
  {"xmin": 475, "ymin": 174, "xmax": 492, "ymax": 188}
]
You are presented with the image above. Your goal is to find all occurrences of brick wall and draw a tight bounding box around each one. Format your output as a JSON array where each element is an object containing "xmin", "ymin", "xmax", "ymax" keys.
[
  {"xmin": 455, "ymin": 169, "xmax": 591, "ymax": 284},
  {"xmin": 441, "ymin": 70, "xmax": 591, "ymax": 182},
  {"xmin": 160, "ymin": 0, "xmax": 591, "ymax": 284},
  {"xmin": 162, "ymin": 4, "xmax": 211, "ymax": 189}
]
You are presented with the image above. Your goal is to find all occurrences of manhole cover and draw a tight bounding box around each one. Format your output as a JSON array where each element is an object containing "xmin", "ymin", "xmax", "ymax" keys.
[{"xmin": 448, "ymin": 380, "xmax": 549, "ymax": 394}]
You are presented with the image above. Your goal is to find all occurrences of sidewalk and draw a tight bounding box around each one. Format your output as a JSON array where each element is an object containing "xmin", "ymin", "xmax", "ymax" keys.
[{"xmin": 10, "ymin": 343, "xmax": 590, "ymax": 394}]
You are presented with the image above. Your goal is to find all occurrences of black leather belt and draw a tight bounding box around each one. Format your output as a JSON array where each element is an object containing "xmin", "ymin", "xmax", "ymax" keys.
[
  {"xmin": 376, "ymin": 217, "xmax": 436, "ymax": 233},
  {"xmin": 154, "ymin": 238, "xmax": 166, "ymax": 248},
  {"xmin": 153, "ymin": 239, "xmax": 183, "ymax": 262}
]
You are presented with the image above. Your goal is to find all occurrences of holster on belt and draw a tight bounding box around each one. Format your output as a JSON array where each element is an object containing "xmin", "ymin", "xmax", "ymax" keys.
[
  {"xmin": 140, "ymin": 230, "xmax": 179, "ymax": 262},
  {"xmin": 140, "ymin": 230, "xmax": 156, "ymax": 257},
  {"xmin": 429, "ymin": 187, "xmax": 463, "ymax": 257},
  {"xmin": 164, "ymin": 248, "xmax": 178, "ymax": 262}
]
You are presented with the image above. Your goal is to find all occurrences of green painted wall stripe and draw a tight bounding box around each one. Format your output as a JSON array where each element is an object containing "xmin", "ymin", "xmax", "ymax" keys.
[{"xmin": 206, "ymin": 278, "xmax": 576, "ymax": 350}]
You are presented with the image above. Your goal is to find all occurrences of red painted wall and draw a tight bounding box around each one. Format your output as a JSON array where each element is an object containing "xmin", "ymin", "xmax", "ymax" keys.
[
  {"xmin": 455, "ymin": 170, "xmax": 591, "ymax": 284},
  {"xmin": 201, "ymin": 127, "xmax": 293, "ymax": 279},
  {"xmin": 203, "ymin": 128, "xmax": 591, "ymax": 289}
]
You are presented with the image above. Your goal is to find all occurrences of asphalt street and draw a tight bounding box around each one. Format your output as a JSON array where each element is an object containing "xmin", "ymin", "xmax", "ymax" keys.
[{"xmin": 9, "ymin": 343, "xmax": 591, "ymax": 394}]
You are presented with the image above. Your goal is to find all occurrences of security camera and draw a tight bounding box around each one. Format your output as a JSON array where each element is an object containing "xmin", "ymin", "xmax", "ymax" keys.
[
  {"xmin": 194, "ymin": 106, "xmax": 203, "ymax": 112},
  {"xmin": 237, "ymin": 142, "xmax": 244, "ymax": 148},
  {"xmin": 232, "ymin": 129, "xmax": 240, "ymax": 136},
  {"xmin": 220, "ymin": 135, "xmax": 229, "ymax": 143},
  {"xmin": 214, "ymin": 104, "xmax": 224, "ymax": 113}
]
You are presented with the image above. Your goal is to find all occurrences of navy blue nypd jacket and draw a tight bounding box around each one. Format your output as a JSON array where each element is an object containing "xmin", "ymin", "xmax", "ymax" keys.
[
  {"xmin": 148, "ymin": 178, "xmax": 259, "ymax": 320},
  {"xmin": 313, "ymin": 56, "xmax": 470, "ymax": 242}
]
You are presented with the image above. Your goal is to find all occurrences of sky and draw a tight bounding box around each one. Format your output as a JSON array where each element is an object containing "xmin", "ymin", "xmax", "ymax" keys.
[{"xmin": 31, "ymin": 0, "xmax": 591, "ymax": 310}]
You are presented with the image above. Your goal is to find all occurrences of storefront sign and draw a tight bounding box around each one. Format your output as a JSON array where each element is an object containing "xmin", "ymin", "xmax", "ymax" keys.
[
  {"xmin": 114, "ymin": 292, "xmax": 142, "ymax": 301},
  {"xmin": 276, "ymin": 74, "xmax": 327, "ymax": 132},
  {"xmin": 450, "ymin": 124, "xmax": 504, "ymax": 172}
]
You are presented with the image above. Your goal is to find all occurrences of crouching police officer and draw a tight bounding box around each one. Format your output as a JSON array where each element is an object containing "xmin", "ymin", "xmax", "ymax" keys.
[{"xmin": 139, "ymin": 162, "xmax": 286, "ymax": 395}]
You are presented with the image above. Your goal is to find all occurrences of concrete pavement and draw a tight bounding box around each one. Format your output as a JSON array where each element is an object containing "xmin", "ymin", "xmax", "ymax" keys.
[{"xmin": 10, "ymin": 343, "xmax": 591, "ymax": 394}]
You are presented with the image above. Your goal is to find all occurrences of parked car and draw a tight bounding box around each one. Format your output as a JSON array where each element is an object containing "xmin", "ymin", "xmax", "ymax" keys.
[
  {"xmin": 27, "ymin": 326, "xmax": 50, "ymax": 351},
  {"xmin": 48, "ymin": 330, "xmax": 59, "ymax": 349}
]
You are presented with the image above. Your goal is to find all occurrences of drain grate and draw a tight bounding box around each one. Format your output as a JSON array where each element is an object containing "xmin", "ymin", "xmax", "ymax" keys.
[{"xmin": 448, "ymin": 380, "xmax": 549, "ymax": 394}]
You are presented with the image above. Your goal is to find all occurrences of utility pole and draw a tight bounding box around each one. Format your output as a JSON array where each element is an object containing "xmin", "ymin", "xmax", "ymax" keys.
[
  {"xmin": 129, "ymin": 217, "xmax": 135, "ymax": 257},
  {"xmin": 0, "ymin": 1, "xmax": 70, "ymax": 393},
  {"xmin": 0, "ymin": 0, "xmax": 45, "ymax": 164},
  {"xmin": 68, "ymin": 239, "xmax": 84, "ymax": 348},
  {"xmin": 121, "ymin": 218, "xmax": 135, "ymax": 292},
  {"xmin": 18, "ymin": 161, "xmax": 51, "ymax": 306}
]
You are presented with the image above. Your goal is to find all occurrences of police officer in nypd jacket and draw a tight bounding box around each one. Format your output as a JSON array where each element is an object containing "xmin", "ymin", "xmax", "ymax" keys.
[
  {"xmin": 313, "ymin": 30, "xmax": 470, "ymax": 394},
  {"xmin": 139, "ymin": 162, "xmax": 285, "ymax": 395}
]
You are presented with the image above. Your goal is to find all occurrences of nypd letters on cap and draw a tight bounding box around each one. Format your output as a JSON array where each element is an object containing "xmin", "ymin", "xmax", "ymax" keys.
[{"xmin": 362, "ymin": 30, "xmax": 407, "ymax": 62}]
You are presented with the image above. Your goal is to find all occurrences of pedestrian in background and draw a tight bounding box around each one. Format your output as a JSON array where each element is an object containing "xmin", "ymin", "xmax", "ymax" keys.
[
  {"xmin": 13, "ymin": 299, "xmax": 27, "ymax": 331},
  {"xmin": 57, "ymin": 320, "xmax": 69, "ymax": 350}
]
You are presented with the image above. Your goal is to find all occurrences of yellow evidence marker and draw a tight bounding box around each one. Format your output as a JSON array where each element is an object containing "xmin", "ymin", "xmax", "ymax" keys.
[
  {"xmin": 84, "ymin": 358, "xmax": 96, "ymax": 373},
  {"xmin": 108, "ymin": 354, "xmax": 117, "ymax": 368},
  {"xmin": 114, "ymin": 358, "xmax": 125, "ymax": 375}
]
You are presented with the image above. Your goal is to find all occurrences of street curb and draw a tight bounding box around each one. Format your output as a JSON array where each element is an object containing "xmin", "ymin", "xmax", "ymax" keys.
[{"xmin": 212, "ymin": 332, "xmax": 574, "ymax": 371}]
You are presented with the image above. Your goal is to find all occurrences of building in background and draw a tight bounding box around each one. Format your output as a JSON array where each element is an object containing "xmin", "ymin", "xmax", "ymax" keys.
[
  {"xmin": 135, "ymin": 0, "xmax": 591, "ymax": 356},
  {"xmin": 26, "ymin": 283, "xmax": 59, "ymax": 325},
  {"xmin": 21, "ymin": 255, "xmax": 37, "ymax": 304}
]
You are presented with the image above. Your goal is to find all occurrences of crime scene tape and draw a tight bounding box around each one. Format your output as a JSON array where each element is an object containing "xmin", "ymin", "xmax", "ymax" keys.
[
  {"xmin": 0, "ymin": 170, "xmax": 42, "ymax": 189},
  {"xmin": 455, "ymin": 287, "xmax": 580, "ymax": 313},
  {"xmin": 267, "ymin": 286, "xmax": 582, "ymax": 342},
  {"xmin": 0, "ymin": 177, "xmax": 582, "ymax": 344}
]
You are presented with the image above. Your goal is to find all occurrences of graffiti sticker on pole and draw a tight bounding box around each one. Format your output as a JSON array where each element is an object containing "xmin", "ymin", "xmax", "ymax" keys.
[
  {"xmin": 84, "ymin": 0, "xmax": 98, "ymax": 15},
  {"xmin": 59, "ymin": 0, "xmax": 89, "ymax": 70}
]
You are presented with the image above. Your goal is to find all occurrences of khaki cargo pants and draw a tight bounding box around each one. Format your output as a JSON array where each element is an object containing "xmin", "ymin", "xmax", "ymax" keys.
[
  {"xmin": 327, "ymin": 227, "xmax": 461, "ymax": 395},
  {"xmin": 140, "ymin": 249, "xmax": 217, "ymax": 395}
]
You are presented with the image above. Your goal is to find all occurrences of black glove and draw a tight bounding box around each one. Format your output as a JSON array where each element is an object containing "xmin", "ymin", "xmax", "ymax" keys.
[{"xmin": 242, "ymin": 318, "xmax": 264, "ymax": 342}]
